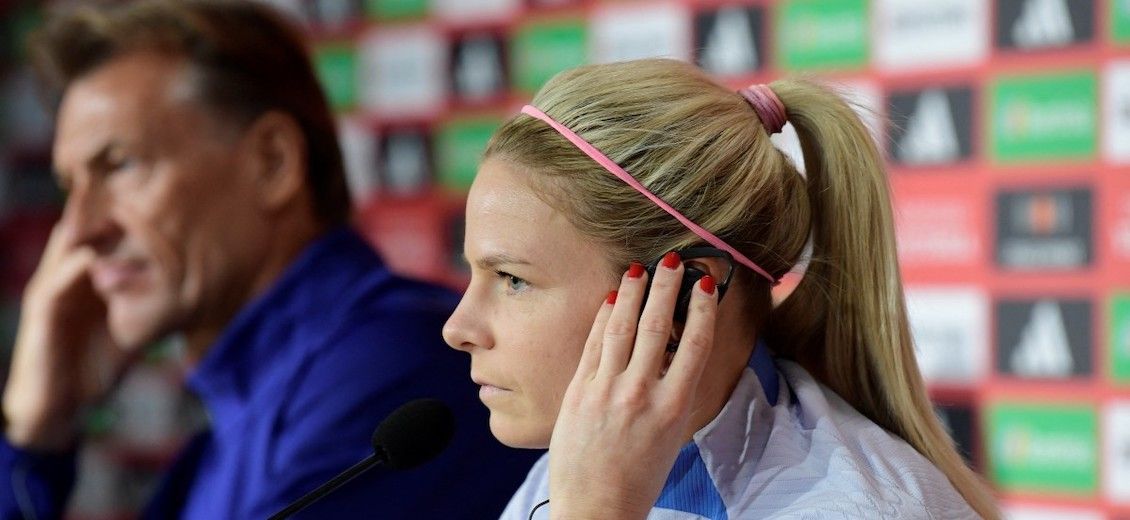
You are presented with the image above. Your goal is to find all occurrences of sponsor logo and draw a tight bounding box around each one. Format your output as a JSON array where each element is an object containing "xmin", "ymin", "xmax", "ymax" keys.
[
  {"xmin": 430, "ymin": 0, "xmax": 518, "ymax": 21},
  {"xmin": 988, "ymin": 402, "xmax": 1098, "ymax": 494},
  {"xmin": 895, "ymin": 193, "xmax": 982, "ymax": 267},
  {"xmin": 1114, "ymin": 188, "xmax": 1130, "ymax": 265},
  {"xmin": 363, "ymin": 202, "xmax": 446, "ymax": 281},
  {"xmin": 447, "ymin": 212, "xmax": 467, "ymax": 273},
  {"xmin": 305, "ymin": 0, "xmax": 362, "ymax": 28},
  {"xmin": 1105, "ymin": 61, "xmax": 1130, "ymax": 164},
  {"xmin": 529, "ymin": 0, "xmax": 579, "ymax": 6},
  {"xmin": 338, "ymin": 118, "xmax": 378, "ymax": 201},
  {"xmin": 1116, "ymin": 0, "xmax": 1130, "ymax": 43},
  {"xmin": 905, "ymin": 287, "xmax": 988, "ymax": 384},
  {"xmin": 695, "ymin": 6, "xmax": 765, "ymax": 76},
  {"xmin": 776, "ymin": 0, "xmax": 868, "ymax": 71},
  {"xmin": 313, "ymin": 44, "xmax": 357, "ymax": 111},
  {"xmin": 591, "ymin": 3, "xmax": 692, "ymax": 63},
  {"xmin": 359, "ymin": 27, "xmax": 446, "ymax": 116},
  {"xmin": 379, "ymin": 129, "xmax": 433, "ymax": 196},
  {"xmin": 934, "ymin": 403, "xmax": 977, "ymax": 466},
  {"xmin": 435, "ymin": 117, "xmax": 502, "ymax": 191},
  {"xmin": 874, "ymin": 0, "xmax": 987, "ymax": 71},
  {"xmin": 451, "ymin": 33, "xmax": 506, "ymax": 102},
  {"xmin": 996, "ymin": 298, "xmax": 1092, "ymax": 378},
  {"xmin": 1106, "ymin": 402, "xmax": 1130, "ymax": 503},
  {"xmin": 1112, "ymin": 295, "xmax": 1130, "ymax": 384},
  {"xmin": 997, "ymin": 0, "xmax": 1093, "ymax": 50},
  {"xmin": 990, "ymin": 71, "xmax": 1097, "ymax": 162},
  {"xmin": 887, "ymin": 86, "xmax": 973, "ymax": 166},
  {"xmin": 364, "ymin": 0, "xmax": 427, "ymax": 20},
  {"xmin": 995, "ymin": 187, "xmax": 1093, "ymax": 270},
  {"xmin": 1001, "ymin": 504, "xmax": 1105, "ymax": 520},
  {"xmin": 511, "ymin": 19, "xmax": 587, "ymax": 94}
]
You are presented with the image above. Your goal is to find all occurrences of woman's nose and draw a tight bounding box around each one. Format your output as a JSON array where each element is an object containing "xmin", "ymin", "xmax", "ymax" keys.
[{"xmin": 443, "ymin": 294, "xmax": 492, "ymax": 352}]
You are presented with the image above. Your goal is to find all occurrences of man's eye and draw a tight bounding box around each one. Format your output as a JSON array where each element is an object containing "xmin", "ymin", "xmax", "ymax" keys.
[
  {"xmin": 108, "ymin": 157, "xmax": 135, "ymax": 172},
  {"xmin": 498, "ymin": 272, "xmax": 529, "ymax": 292}
]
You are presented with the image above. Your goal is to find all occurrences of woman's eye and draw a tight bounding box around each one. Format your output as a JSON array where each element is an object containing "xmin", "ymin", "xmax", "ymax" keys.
[{"xmin": 498, "ymin": 272, "xmax": 529, "ymax": 292}]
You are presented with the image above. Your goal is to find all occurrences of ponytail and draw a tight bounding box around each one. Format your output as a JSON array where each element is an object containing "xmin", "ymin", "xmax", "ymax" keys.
[{"xmin": 765, "ymin": 79, "xmax": 999, "ymax": 519}]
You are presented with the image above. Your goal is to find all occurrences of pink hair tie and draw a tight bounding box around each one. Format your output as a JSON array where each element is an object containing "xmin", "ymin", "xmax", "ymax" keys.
[
  {"xmin": 520, "ymin": 104, "xmax": 780, "ymax": 286},
  {"xmin": 738, "ymin": 84, "xmax": 787, "ymax": 134}
]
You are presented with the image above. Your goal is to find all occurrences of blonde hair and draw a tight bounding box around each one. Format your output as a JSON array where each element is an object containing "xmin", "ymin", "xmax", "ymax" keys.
[{"xmin": 484, "ymin": 58, "xmax": 997, "ymax": 518}]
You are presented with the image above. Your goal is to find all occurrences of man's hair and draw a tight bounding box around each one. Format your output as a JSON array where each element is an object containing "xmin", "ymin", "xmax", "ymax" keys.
[{"xmin": 29, "ymin": 0, "xmax": 352, "ymax": 225}]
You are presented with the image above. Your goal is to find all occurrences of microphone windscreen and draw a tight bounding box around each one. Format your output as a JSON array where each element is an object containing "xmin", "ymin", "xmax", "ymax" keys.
[{"xmin": 371, "ymin": 398, "xmax": 455, "ymax": 470}]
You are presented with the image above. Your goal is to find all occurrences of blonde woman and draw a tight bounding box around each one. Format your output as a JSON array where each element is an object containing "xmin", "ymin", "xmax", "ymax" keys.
[{"xmin": 443, "ymin": 58, "xmax": 997, "ymax": 519}]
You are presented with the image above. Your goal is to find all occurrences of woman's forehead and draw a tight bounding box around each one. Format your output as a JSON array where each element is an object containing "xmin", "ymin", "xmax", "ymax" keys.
[
  {"xmin": 467, "ymin": 160, "xmax": 559, "ymax": 228},
  {"xmin": 466, "ymin": 160, "xmax": 575, "ymax": 256}
]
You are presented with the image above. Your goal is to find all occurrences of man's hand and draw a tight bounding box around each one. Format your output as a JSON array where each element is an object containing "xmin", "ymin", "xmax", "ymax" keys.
[{"xmin": 3, "ymin": 223, "xmax": 134, "ymax": 451}]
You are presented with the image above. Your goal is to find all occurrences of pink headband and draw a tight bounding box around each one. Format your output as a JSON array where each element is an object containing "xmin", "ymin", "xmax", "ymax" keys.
[
  {"xmin": 520, "ymin": 104, "xmax": 779, "ymax": 286},
  {"xmin": 738, "ymin": 84, "xmax": 787, "ymax": 134}
]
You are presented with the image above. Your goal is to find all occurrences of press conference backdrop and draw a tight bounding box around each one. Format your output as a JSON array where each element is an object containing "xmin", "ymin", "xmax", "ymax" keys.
[{"xmin": 0, "ymin": 0, "xmax": 1128, "ymax": 518}]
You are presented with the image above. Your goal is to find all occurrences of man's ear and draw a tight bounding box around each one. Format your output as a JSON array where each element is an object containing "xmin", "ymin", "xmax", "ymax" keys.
[{"xmin": 241, "ymin": 110, "xmax": 307, "ymax": 212}]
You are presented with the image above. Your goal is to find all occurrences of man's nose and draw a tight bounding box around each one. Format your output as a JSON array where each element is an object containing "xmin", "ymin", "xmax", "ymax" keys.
[{"xmin": 62, "ymin": 181, "xmax": 120, "ymax": 253}]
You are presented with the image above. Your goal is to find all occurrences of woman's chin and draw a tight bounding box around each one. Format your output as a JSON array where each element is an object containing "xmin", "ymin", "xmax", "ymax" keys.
[{"xmin": 489, "ymin": 414, "xmax": 551, "ymax": 449}]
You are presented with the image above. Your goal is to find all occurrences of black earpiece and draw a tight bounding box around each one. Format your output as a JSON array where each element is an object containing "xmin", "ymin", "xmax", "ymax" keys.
[{"xmin": 642, "ymin": 247, "xmax": 734, "ymax": 324}]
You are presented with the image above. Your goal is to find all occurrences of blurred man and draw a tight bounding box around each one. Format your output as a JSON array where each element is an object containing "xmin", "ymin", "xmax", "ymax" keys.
[{"xmin": 0, "ymin": 1, "xmax": 538, "ymax": 518}]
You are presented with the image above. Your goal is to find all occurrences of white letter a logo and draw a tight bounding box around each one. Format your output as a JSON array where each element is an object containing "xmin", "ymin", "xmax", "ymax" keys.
[
  {"xmin": 1012, "ymin": 0, "xmax": 1074, "ymax": 48},
  {"xmin": 899, "ymin": 89, "xmax": 959, "ymax": 165},
  {"xmin": 1009, "ymin": 300, "xmax": 1075, "ymax": 377},
  {"xmin": 702, "ymin": 8, "xmax": 758, "ymax": 75}
]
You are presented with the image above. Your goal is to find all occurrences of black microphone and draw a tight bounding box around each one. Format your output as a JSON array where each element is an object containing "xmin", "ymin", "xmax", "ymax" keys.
[{"xmin": 267, "ymin": 398, "xmax": 456, "ymax": 520}]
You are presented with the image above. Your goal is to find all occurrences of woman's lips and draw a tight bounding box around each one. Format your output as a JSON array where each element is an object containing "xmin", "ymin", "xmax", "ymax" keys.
[
  {"xmin": 472, "ymin": 375, "xmax": 512, "ymax": 401},
  {"xmin": 478, "ymin": 384, "xmax": 510, "ymax": 401}
]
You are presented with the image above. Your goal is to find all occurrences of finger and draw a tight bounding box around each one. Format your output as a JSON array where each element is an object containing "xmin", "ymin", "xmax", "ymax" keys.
[
  {"xmin": 28, "ymin": 223, "xmax": 92, "ymax": 293},
  {"xmin": 39, "ymin": 221, "xmax": 83, "ymax": 266},
  {"xmin": 663, "ymin": 276, "xmax": 718, "ymax": 392},
  {"xmin": 627, "ymin": 252, "xmax": 683, "ymax": 380},
  {"xmin": 43, "ymin": 247, "xmax": 96, "ymax": 293},
  {"xmin": 25, "ymin": 245, "xmax": 95, "ymax": 310},
  {"xmin": 597, "ymin": 262, "xmax": 648, "ymax": 376},
  {"xmin": 42, "ymin": 222, "xmax": 72, "ymax": 258},
  {"xmin": 574, "ymin": 291, "xmax": 617, "ymax": 379}
]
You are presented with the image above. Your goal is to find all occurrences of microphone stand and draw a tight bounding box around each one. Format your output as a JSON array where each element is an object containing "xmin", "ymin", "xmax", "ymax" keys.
[{"xmin": 267, "ymin": 450, "xmax": 386, "ymax": 520}]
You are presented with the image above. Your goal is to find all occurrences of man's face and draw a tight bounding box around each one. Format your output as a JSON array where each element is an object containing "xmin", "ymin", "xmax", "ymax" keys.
[{"xmin": 52, "ymin": 52, "xmax": 272, "ymax": 351}]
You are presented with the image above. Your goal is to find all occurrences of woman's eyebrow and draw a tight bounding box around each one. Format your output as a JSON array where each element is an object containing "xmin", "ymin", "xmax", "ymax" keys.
[{"xmin": 471, "ymin": 252, "xmax": 531, "ymax": 271}]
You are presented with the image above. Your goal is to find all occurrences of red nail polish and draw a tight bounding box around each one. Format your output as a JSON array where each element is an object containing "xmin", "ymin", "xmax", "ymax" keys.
[
  {"xmin": 606, "ymin": 290, "xmax": 618, "ymax": 304},
  {"xmin": 661, "ymin": 251, "xmax": 680, "ymax": 269},
  {"xmin": 699, "ymin": 275, "xmax": 716, "ymax": 295},
  {"xmin": 627, "ymin": 262, "xmax": 645, "ymax": 279}
]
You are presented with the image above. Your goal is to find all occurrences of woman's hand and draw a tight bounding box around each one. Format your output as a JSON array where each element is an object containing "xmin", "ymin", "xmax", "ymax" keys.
[{"xmin": 548, "ymin": 252, "xmax": 719, "ymax": 520}]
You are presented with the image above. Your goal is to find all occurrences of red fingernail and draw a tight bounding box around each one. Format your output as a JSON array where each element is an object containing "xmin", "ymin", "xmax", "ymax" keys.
[
  {"xmin": 627, "ymin": 262, "xmax": 645, "ymax": 279},
  {"xmin": 606, "ymin": 290, "xmax": 618, "ymax": 304},
  {"xmin": 661, "ymin": 251, "xmax": 680, "ymax": 269},
  {"xmin": 699, "ymin": 275, "xmax": 716, "ymax": 295}
]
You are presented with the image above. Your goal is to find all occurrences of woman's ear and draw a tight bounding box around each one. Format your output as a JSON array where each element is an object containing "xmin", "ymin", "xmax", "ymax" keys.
[
  {"xmin": 669, "ymin": 257, "xmax": 731, "ymax": 344},
  {"xmin": 683, "ymin": 257, "xmax": 732, "ymax": 284},
  {"xmin": 240, "ymin": 110, "xmax": 307, "ymax": 212}
]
